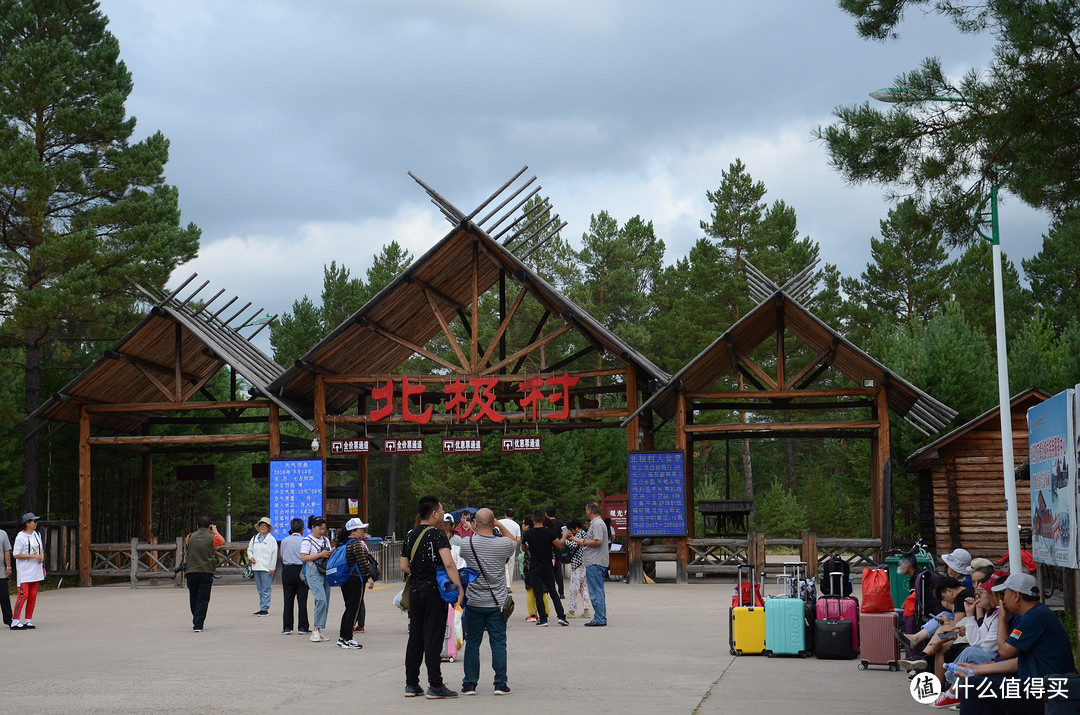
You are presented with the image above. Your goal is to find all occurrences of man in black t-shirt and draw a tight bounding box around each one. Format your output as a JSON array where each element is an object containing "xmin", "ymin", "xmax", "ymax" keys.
[
  {"xmin": 545, "ymin": 505, "xmax": 566, "ymax": 598},
  {"xmin": 521, "ymin": 509, "xmax": 568, "ymax": 626},
  {"xmin": 401, "ymin": 495, "xmax": 463, "ymax": 699}
]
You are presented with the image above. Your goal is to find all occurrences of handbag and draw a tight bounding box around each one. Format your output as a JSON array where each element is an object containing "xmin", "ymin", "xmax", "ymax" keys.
[
  {"xmin": 367, "ymin": 550, "xmax": 380, "ymax": 582},
  {"xmin": 469, "ymin": 536, "xmax": 515, "ymax": 621},
  {"xmin": 242, "ymin": 562, "xmax": 254, "ymax": 580},
  {"xmin": 400, "ymin": 526, "xmax": 433, "ymax": 612}
]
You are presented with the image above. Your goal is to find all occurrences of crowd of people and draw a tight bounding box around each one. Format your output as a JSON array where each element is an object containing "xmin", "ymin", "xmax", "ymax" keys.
[
  {"xmin": 889, "ymin": 546, "xmax": 1077, "ymax": 712},
  {"xmin": 162, "ymin": 496, "xmax": 613, "ymax": 699}
]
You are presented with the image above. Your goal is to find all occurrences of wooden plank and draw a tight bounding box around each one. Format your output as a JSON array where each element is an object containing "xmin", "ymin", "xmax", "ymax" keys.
[
  {"xmin": 79, "ymin": 406, "xmax": 91, "ymax": 588},
  {"xmin": 423, "ymin": 287, "xmax": 471, "ymax": 373},
  {"xmin": 683, "ymin": 420, "xmax": 878, "ymax": 434},
  {"xmin": 86, "ymin": 400, "xmax": 273, "ymax": 413},
  {"xmin": 486, "ymin": 324, "xmax": 573, "ymax": 374},
  {"xmin": 478, "ymin": 286, "xmax": 527, "ymax": 373},
  {"xmin": 685, "ymin": 388, "xmax": 878, "ymax": 400},
  {"xmin": 322, "ymin": 368, "xmax": 626, "ymax": 384},
  {"xmin": 88, "ymin": 433, "xmax": 269, "ymax": 446}
]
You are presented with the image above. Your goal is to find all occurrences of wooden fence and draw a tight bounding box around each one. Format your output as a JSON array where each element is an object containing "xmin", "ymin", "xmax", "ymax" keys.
[{"xmin": 684, "ymin": 531, "xmax": 884, "ymax": 580}]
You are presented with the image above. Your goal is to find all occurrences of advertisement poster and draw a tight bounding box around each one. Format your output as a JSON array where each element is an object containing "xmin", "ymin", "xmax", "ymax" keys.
[{"xmin": 1027, "ymin": 390, "xmax": 1076, "ymax": 568}]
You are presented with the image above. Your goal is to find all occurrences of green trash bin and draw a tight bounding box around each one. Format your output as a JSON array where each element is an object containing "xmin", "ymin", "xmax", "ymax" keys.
[{"xmin": 886, "ymin": 552, "xmax": 936, "ymax": 609}]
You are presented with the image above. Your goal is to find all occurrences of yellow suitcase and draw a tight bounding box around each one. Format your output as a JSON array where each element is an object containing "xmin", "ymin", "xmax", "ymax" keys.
[{"xmin": 730, "ymin": 605, "xmax": 767, "ymax": 655}]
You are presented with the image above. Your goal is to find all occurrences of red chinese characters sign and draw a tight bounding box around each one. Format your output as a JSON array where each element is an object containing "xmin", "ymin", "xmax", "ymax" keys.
[{"xmin": 367, "ymin": 373, "xmax": 581, "ymax": 424}]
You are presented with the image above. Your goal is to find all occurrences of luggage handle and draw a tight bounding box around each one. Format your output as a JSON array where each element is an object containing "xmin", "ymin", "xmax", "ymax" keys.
[
  {"xmin": 824, "ymin": 572, "xmax": 847, "ymax": 619},
  {"xmin": 735, "ymin": 563, "xmax": 757, "ymax": 607}
]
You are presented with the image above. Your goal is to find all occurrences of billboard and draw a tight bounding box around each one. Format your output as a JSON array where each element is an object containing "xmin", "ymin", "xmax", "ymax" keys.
[
  {"xmin": 269, "ymin": 459, "xmax": 324, "ymax": 541},
  {"xmin": 1027, "ymin": 389, "xmax": 1076, "ymax": 568}
]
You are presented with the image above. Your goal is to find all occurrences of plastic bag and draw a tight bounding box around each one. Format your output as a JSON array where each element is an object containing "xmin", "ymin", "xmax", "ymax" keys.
[
  {"xmin": 453, "ymin": 604, "xmax": 463, "ymax": 650},
  {"xmin": 860, "ymin": 567, "xmax": 893, "ymax": 613}
]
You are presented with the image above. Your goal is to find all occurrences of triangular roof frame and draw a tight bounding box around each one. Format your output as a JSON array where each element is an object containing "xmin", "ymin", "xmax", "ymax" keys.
[
  {"xmin": 31, "ymin": 277, "xmax": 311, "ymax": 433},
  {"xmin": 269, "ymin": 169, "xmax": 669, "ymax": 416},
  {"xmin": 625, "ymin": 291, "xmax": 957, "ymax": 434},
  {"xmin": 904, "ymin": 386, "xmax": 1050, "ymax": 470}
]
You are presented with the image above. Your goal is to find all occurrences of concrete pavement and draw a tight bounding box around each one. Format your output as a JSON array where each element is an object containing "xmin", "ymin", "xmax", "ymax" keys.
[{"xmin": 0, "ymin": 574, "xmax": 929, "ymax": 714}]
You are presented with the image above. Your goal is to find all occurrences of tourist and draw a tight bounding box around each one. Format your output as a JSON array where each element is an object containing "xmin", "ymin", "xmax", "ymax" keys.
[
  {"xmin": 545, "ymin": 506, "xmax": 566, "ymax": 598},
  {"xmin": 183, "ymin": 515, "xmax": 224, "ymax": 633},
  {"xmin": 459, "ymin": 508, "xmax": 515, "ymax": 696},
  {"xmin": 0, "ymin": 522, "xmax": 12, "ymax": 626},
  {"xmin": 401, "ymin": 495, "xmax": 463, "ymax": 699},
  {"xmin": 567, "ymin": 501, "xmax": 609, "ymax": 627},
  {"xmin": 563, "ymin": 517, "xmax": 591, "ymax": 619},
  {"xmin": 301, "ymin": 516, "xmax": 333, "ymax": 643},
  {"xmin": 520, "ymin": 509, "xmax": 568, "ymax": 627},
  {"xmin": 279, "ymin": 517, "xmax": 310, "ymax": 635},
  {"xmin": 336, "ymin": 517, "xmax": 374, "ymax": 650},
  {"xmin": 497, "ymin": 508, "xmax": 521, "ymax": 590},
  {"xmin": 11, "ymin": 512, "xmax": 46, "ymax": 630},
  {"xmin": 247, "ymin": 516, "xmax": 277, "ymax": 617}
]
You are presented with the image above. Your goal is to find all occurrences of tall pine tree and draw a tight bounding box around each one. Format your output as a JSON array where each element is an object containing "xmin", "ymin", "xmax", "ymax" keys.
[{"xmin": 0, "ymin": 0, "xmax": 200, "ymax": 514}]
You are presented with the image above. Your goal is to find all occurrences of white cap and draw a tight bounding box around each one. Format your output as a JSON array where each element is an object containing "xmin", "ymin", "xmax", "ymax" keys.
[
  {"xmin": 344, "ymin": 518, "xmax": 368, "ymax": 532},
  {"xmin": 941, "ymin": 548, "xmax": 972, "ymax": 574},
  {"xmin": 991, "ymin": 573, "xmax": 1039, "ymax": 596}
]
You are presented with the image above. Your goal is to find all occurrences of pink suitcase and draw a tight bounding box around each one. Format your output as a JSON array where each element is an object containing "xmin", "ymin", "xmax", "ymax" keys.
[
  {"xmin": 816, "ymin": 596, "xmax": 860, "ymax": 654},
  {"xmin": 857, "ymin": 611, "xmax": 900, "ymax": 671}
]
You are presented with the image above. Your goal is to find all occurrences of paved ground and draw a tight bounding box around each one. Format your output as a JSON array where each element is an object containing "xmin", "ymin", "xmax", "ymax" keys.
[{"xmin": 1, "ymin": 571, "xmax": 929, "ymax": 714}]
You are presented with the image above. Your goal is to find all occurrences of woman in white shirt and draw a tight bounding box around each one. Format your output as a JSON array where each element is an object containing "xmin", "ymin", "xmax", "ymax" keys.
[
  {"xmin": 247, "ymin": 517, "xmax": 278, "ymax": 616},
  {"xmin": 11, "ymin": 512, "xmax": 45, "ymax": 630}
]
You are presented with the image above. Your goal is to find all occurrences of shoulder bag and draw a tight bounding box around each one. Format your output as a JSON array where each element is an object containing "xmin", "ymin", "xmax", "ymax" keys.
[
  {"xmin": 400, "ymin": 526, "xmax": 433, "ymax": 612},
  {"xmin": 469, "ymin": 536, "xmax": 515, "ymax": 621}
]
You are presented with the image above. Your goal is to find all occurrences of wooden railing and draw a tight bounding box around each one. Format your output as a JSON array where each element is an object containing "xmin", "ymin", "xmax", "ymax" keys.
[{"xmin": 683, "ymin": 532, "xmax": 884, "ymax": 580}]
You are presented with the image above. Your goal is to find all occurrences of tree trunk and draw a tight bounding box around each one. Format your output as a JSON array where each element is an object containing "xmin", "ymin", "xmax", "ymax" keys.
[
  {"xmin": 22, "ymin": 326, "xmax": 42, "ymax": 516},
  {"xmin": 386, "ymin": 452, "xmax": 399, "ymax": 538},
  {"xmin": 741, "ymin": 435, "xmax": 753, "ymax": 503}
]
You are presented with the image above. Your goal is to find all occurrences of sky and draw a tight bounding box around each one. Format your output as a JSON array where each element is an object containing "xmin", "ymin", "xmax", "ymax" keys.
[{"xmin": 99, "ymin": 1, "xmax": 1049, "ymax": 355}]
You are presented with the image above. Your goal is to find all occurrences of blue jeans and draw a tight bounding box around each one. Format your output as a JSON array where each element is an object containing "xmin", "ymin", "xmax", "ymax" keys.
[
  {"xmin": 306, "ymin": 565, "xmax": 330, "ymax": 629},
  {"xmin": 585, "ymin": 564, "xmax": 607, "ymax": 624},
  {"xmin": 254, "ymin": 571, "xmax": 273, "ymax": 611},
  {"xmin": 944, "ymin": 646, "xmax": 995, "ymax": 685},
  {"xmin": 462, "ymin": 605, "xmax": 507, "ymax": 688},
  {"xmin": 923, "ymin": 610, "xmax": 951, "ymax": 637}
]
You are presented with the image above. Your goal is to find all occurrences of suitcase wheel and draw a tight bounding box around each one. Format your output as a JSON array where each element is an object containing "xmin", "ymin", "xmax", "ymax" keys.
[
  {"xmin": 766, "ymin": 651, "xmax": 773, "ymax": 658},
  {"xmin": 858, "ymin": 662, "xmax": 867, "ymax": 670},
  {"xmin": 729, "ymin": 648, "xmax": 737, "ymax": 656}
]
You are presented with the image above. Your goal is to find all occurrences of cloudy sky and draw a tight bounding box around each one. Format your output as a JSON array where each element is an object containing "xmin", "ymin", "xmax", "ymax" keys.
[{"xmin": 100, "ymin": 1, "xmax": 1047, "ymax": 353}]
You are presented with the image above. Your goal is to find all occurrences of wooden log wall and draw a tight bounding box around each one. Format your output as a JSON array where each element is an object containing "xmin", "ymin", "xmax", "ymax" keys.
[{"xmin": 928, "ymin": 408, "xmax": 1031, "ymax": 562}]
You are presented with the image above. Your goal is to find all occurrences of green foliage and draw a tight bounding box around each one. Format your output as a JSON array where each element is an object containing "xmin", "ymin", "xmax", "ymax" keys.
[
  {"xmin": 823, "ymin": 1, "xmax": 1080, "ymax": 243},
  {"xmin": 1023, "ymin": 211, "xmax": 1080, "ymax": 334},
  {"xmin": 751, "ymin": 479, "xmax": 808, "ymax": 538}
]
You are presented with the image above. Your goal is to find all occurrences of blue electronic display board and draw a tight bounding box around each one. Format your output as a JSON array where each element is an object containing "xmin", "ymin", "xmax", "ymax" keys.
[
  {"xmin": 269, "ymin": 459, "xmax": 323, "ymax": 540},
  {"xmin": 628, "ymin": 450, "xmax": 686, "ymax": 537}
]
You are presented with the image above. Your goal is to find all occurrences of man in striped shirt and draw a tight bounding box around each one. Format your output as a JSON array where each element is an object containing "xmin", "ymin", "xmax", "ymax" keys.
[{"xmin": 459, "ymin": 508, "xmax": 516, "ymax": 696}]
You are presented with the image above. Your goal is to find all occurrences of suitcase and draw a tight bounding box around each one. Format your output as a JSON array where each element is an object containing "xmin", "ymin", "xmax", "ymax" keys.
[
  {"xmin": 764, "ymin": 597, "xmax": 812, "ymax": 657},
  {"xmin": 729, "ymin": 565, "xmax": 766, "ymax": 656},
  {"xmin": 815, "ymin": 614, "xmax": 854, "ymax": 659},
  {"xmin": 858, "ymin": 611, "xmax": 900, "ymax": 671},
  {"xmin": 815, "ymin": 573, "xmax": 860, "ymax": 654},
  {"xmin": 440, "ymin": 604, "xmax": 459, "ymax": 662}
]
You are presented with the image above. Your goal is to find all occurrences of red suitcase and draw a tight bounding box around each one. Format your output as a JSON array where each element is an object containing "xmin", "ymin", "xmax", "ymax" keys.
[{"xmin": 858, "ymin": 611, "xmax": 900, "ymax": 671}]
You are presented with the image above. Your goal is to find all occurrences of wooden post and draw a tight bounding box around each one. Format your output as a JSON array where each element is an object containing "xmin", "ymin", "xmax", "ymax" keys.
[
  {"xmin": 628, "ymin": 537, "xmax": 643, "ymax": 585},
  {"xmin": 625, "ymin": 367, "xmax": 644, "ymax": 586},
  {"xmin": 877, "ymin": 387, "xmax": 893, "ymax": 553},
  {"xmin": 801, "ymin": 531, "xmax": 818, "ymax": 578},
  {"xmin": 140, "ymin": 425, "xmax": 152, "ymax": 543},
  {"xmin": 130, "ymin": 538, "xmax": 139, "ymax": 589},
  {"xmin": 313, "ymin": 374, "xmax": 327, "ymax": 516},
  {"xmin": 79, "ymin": 406, "xmax": 91, "ymax": 587},
  {"xmin": 175, "ymin": 536, "xmax": 185, "ymax": 588},
  {"xmin": 359, "ymin": 454, "xmax": 369, "ymax": 522},
  {"xmin": 268, "ymin": 403, "xmax": 280, "ymax": 459},
  {"xmin": 748, "ymin": 531, "xmax": 766, "ymax": 578},
  {"xmin": 676, "ymin": 538, "xmax": 688, "ymax": 584}
]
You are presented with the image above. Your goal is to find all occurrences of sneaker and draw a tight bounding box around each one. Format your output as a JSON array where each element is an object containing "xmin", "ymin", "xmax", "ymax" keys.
[
  {"xmin": 461, "ymin": 684, "xmax": 477, "ymax": 696},
  {"xmin": 557, "ymin": 618, "xmax": 570, "ymax": 626},
  {"xmin": 932, "ymin": 691, "xmax": 960, "ymax": 708},
  {"xmin": 9, "ymin": 622, "xmax": 24, "ymax": 631},
  {"xmin": 536, "ymin": 620, "xmax": 549, "ymax": 627},
  {"xmin": 338, "ymin": 638, "xmax": 362, "ymax": 650},
  {"xmin": 23, "ymin": 622, "xmax": 34, "ymax": 629},
  {"xmin": 253, "ymin": 610, "xmax": 268, "ymax": 617},
  {"xmin": 404, "ymin": 684, "xmax": 424, "ymax": 698},
  {"xmin": 297, "ymin": 628, "xmax": 312, "ymax": 635},
  {"xmin": 193, "ymin": 627, "xmax": 202, "ymax": 633},
  {"xmin": 493, "ymin": 684, "xmax": 511, "ymax": 695},
  {"xmin": 281, "ymin": 629, "xmax": 292, "ymax": 635},
  {"xmin": 583, "ymin": 620, "xmax": 606, "ymax": 627},
  {"xmin": 898, "ymin": 658, "xmax": 928, "ymax": 671},
  {"xmin": 425, "ymin": 685, "xmax": 458, "ymax": 699},
  {"xmin": 893, "ymin": 627, "xmax": 914, "ymax": 652},
  {"xmin": 525, "ymin": 615, "xmax": 537, "ymax": 623},
  {"xmin": 310, "ymin": 629, "xmax": 324, "ymax": 643}
]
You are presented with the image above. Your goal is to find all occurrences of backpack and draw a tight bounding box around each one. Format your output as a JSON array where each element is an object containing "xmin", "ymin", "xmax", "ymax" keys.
[
  {"xmin": 817, "ymin": 556, "xmax": 852, "ymax": 597},
  {"xmin": 325, "ymin": 538, "xmax": 360, "ymax": 586}
]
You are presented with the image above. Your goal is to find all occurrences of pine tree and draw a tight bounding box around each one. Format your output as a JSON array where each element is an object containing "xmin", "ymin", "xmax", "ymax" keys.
[{"xmin": 0, "ymin": 0, "xmax": 200, "ymax": 513}]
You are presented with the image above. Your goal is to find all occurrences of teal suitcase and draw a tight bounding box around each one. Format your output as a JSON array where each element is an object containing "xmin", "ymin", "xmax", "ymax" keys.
[{"xmin": 764, "ymin": 597, "xmax": 811, "ymax": 657}]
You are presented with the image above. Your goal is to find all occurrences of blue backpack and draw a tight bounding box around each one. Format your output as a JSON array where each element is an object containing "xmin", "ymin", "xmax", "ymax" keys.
[{"xmin": 325, "ymin": 539, "xmax": 360, "ymax": 586}]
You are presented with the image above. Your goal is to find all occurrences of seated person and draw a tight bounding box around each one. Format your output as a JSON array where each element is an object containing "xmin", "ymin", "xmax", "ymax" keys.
[
  {"xmin": 968, "ymin": 557, "xmax": 995, "ymax": 583},
  {"xmin": 942, "ymin": 548, "xmax": 974, "ymax": 587},
  {"xmin": 954, "ymin": 573, "xmax": 1076, "ymax": 714},
  {"xmin": 896, "ymin": 576, "xmax": 975, "ymax": 670},
  {"xmin": 894, "ymin": 553, "xmax": 919, "ymax": 619},
  {"xmin": 930, "ymin": 572, "xmax": 1005, "ymax": 708}
]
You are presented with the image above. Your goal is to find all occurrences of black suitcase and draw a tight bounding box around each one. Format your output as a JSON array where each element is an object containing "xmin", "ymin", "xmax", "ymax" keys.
[{"xmin": 815, "ymin": 616, "xmax": 854, "ymax": 659}]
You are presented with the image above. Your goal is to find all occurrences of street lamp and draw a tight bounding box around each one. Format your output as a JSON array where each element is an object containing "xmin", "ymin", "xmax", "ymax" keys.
[{"xmin": 870, "ymin": 89, "xmax": 1023, "ymax": 576}]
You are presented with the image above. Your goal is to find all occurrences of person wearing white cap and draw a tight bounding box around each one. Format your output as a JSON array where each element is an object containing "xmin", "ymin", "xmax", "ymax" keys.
[
  {"xmin": 247, "ymin": 516, "xmax": 277, "ymax": 616},
  {"xmin": 336, "ymin": 517, "xmax": 374, "ymax": 650},
  {"xmin": 941, "ymin": 548, "xmax": 973, "ymax": 587},
  {"xmin": 11, "ymin": 512, "xmax": 45, "ymax": 630},
  {"xmin": 952, "ymin": 573, "xmax": 1076, "ymax": 712}
]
